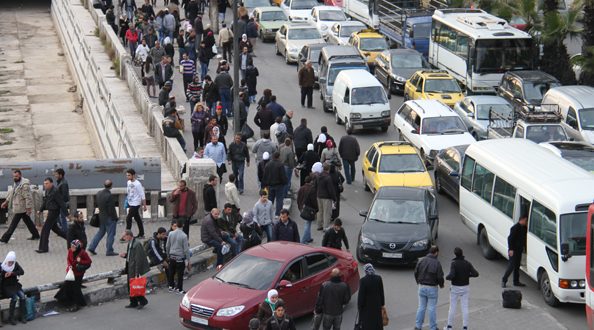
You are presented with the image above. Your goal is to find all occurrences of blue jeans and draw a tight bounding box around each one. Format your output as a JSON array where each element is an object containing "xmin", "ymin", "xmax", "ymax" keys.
[
  {"xmin": 129, "ymin": 41, "xmax": 137, "ymax": 59},
  {"xmin": 300, "ymin": 219, "xmax": 313, "ymax": 244},
  {"xmin": 207, "ymin": 239, "xmax": 225, "ymax": 266},
  {"xmin": 88, "ymin": 219, "xmax": 117, "ymax": 254},
  {"xmin": 232, "ymin": 162, "xmax": 245, "ymax": 192},
  {"xmin": 342, "ymin": 159, "xmax": 356, "ymax": 184},
  {"xmin": 10, "ymin": 289, "xmax": 25, "ymax": 303},
  {"xmin": 59, "ymin": 208, "xmax": 68, "ymax": 235},
  {"xmin": 219, "ymin": 88, "xmax": 232, "ymax": 116},
  {"xmin": 267, "ymin": 185, "xmax": 285, "ymax": 216},
  {"xmin": 261, "ymin": 224, "xmax": 272, "ymax": 242},
  {"xmin": 126, "ymin": 6, "xmax": 134, "ymax": 21},
  {"xmin": 415, "ymin": 285, "xmax": 439, "ymax": 330},
  {"xmin": 200, "ymin": 62, "xmax": 209, "ymax": 80},
  {"xmin": 222, "ymin": 233, "xmax": 241, "ymax": 256}
]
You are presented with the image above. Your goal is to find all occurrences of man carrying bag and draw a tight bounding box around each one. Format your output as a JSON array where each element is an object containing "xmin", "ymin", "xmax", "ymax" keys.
[{"xmin": 120, "ymin": 230, "xmax": 150, "ymax": 309}]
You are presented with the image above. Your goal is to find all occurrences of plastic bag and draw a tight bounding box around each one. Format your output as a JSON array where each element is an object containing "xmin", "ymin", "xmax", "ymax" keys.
[{"xmin": 65, "ymin": 267, "xmax": 75, "ymax": 281}]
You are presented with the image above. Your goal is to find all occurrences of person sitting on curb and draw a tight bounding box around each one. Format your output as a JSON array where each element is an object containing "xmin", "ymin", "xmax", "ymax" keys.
[{"xmin": 145, "ymin": 227, "xmax": 168, "ymax": 271}]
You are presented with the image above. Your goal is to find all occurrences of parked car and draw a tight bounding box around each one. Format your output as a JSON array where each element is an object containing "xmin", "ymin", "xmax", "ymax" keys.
[
  {"xmin": 453, "ymin": 95, "xmax": 513, "ymax": 140},
  {"xmin": 497, "ymin": 70, "xmax": 560, "ymax": 112},
  {"xmin": 275, "ymin": 23, "xmax": 325, "ymax": 64},
  {"xmin": 542, "ymin": 85, "xmax": 594, "ymax": 144},
  {"xmin": 362, "ymin": 141, "xmax": 434, "ymax": 194},
  {"xmin": 280, "ymin": 0, "xmax": 318, "ymax": 22},
  {"xmin": 297, "ymin": 42, "xmax": 326, "ymax": 87},
  {"xmin": 308, "ymin": 6, "xmax": 348, "ymax": 37},
  {"xmin": 179, "ymin": 242, "xmax": 359, "ymax": 329},
  {"xmin": 326, "ymin": 21, "xmax": 366, "ymax": 45},
  {"xmin": 434, "ymin": 145, "xmax": 469, "ymax": 202},
  {"xmin": 254, "ymin": 7, "xmax": 289, "ymax": 42},
  {"xmin": 348, "ymin": 28, "xmax": 388, "ymax": 72},
  {"xmin": 356, "ymin": 186, "xmax": 439, "ymax": 265},
  {"xmin": 403, "ymin": 70, "xmax": 464, "ymax": 108},
  {"xmin": 394, "ymin": 100, "xmax": 476, "ymax": 163},
  {"xmin": 241, "ymin": 0, "xmax": 273, "ymax": 18},
  {"xmin": 540, "ymin": 141, "xmax": 594, "ymax": 173},
  {"xmin": 374, "ymin": 49, "xmax": 431, "ymax": 95}
]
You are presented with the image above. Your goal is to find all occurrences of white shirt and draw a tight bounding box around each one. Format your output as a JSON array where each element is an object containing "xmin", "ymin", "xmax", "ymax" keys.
[
  {"xmin": 136, "ymin": 44, "xmax": 150, "ymax": 62},
  {"xmin": 127, "ymin": 179, "xmax": 145, "ymax": 206}
]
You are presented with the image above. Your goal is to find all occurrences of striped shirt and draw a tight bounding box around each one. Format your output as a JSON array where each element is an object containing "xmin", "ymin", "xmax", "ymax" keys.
[{"xmin": 180, "ymin": 59, "xmax": 195, "ymax": 76}]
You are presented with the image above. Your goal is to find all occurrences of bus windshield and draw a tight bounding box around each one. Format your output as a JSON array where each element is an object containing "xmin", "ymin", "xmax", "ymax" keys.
[
  {"xmin": 560, "ymin": 212, "xmax": 587, "ymax": 255},
  {"xmin": 474, "ymin": 39, "xmax": 533, "ymax": 74}
]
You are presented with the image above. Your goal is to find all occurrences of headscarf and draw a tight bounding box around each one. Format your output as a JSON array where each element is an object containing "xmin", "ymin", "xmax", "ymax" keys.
[
  {"xmin": 266, "ymin": 289, "xmax": 278, "ymax": 310},
  {"xmin": 276, "ymin": 123, "xmax": 286, "ymax": 135},
  {"xmin": 263, "ymin": 151, "xmax": 270, "ymax": 160},
  {"xmin": 364, "ymin": 263, "xmax": 375, "ymax": 275},
  {"xmin": 311, "ymin": 162, "xmax": 323, "ymax": 174},
  {"xmin": 164, "ymin": 36, "xmax": 171, "ymax": 45},
  {"xmin": 307, "ymin": 143, "xmax": 314, "ymax": 151},
  {"xmin": 71, "ymin": 239, "xmax": 83, "ymax": 256},
  {"xmin": 267, "ymin": 289, "xmax": 278, "ymax": 301},
  {"xmin": 325, "ymin": 140, "xmax": 334, "ymax": 148},
  {"xmin": 242, "ymin": 34, "xmax": 247, "ymax": 41},
  {"xmin": 317, "ymin": 134, "xmax": 326, "ymax": 144},
  {"xmin": 1, "ymin": 251, "xmax": 16, "ymax": 273},
  {"xmin": 241, "ymin": 210, "xmax": 255, "ymax": 225}
]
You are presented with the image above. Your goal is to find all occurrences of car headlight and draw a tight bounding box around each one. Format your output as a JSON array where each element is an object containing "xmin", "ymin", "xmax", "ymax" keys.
[
  {"xmin": 412, "ymin": 239, "xmax": 428, "ymax": 249},
  {"xmin": 350, "ymin": 113, "xmax": 361, "ymax": 119},
  {"xmin": 325, "ymin": 94, "xmax": 332, "ymax": 102},
  {"xmin": 361, "ymin": 235, "xmax": 374, "ymax": 246},
  {"xmin": 571, "ymin": 280, "xmax": 578, "ymax": 288},
  {"xmin": 392, "ymin": 74, "xmax": 406, "ymax": 82},
  {"xmin": 580, "ymin": 280, "xmax": 586, "ymax": 288},
  {"xmin": 181, "ymin": 293, "xmax": 190, "ymax": 309},
  {"xmin": 264, "ymin": 28, "xmax": 271, "ymax": 33},
  {"xmin": 216, "ymin": 305, "xmax": 245, "ymax": 317},
  {"xmin": 381, "ymin": 110, "xmax": 390, "ymax": 117}
]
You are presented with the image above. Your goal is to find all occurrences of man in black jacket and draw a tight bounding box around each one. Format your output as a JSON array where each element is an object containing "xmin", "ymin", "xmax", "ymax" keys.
[
  {"xmin": 254, "ymin": 104, "xmax": 275, "ymax": 138},
  {"xmin": 54, "ymin": 168, "xmax": 70, "ymax": 235},
  {"xmin": 262, "ymin": 152, "xmax": 287, "ymax": 216},
  {"xmin": 293, "ymin": 118, "xmax": 313, "ymax": 160},
  {"xmin": 272, "ymin": 209, "xmax": 299, "ymax": 242},
  {"xmin": 414, "ymin": 245, "xmax": 444, "ymax": 330},
  {"xmin": 315, "ymin": 268, "xmax": 351, "ymax": 330},
  {"xmin": 37, "ymin": 177, "xmax": 68, "ymax": 253},
  {"xmin": 227, "ymin": 134, "xmax": 250, "ymax": 194},
  {"xmin": 146, "ymin": 227, "xmax": 168, "ymax": 267},
  {"xmin": 203, "ymin": 175, "xmax": 218, "ymax": 213},
  {"xmin": 502, "ymin": 215, "xmax": 528, "ymax": 288},
  {"xmin": 321, "ymin": 218, "xmax": 349, "ymax": 251},
  {"xmin": 88, "ymin": 180, "xmax": 119, "ymax": 256},
  {"xmin": 201, "ymin": 208, "xmax": 230, "ymax": 267},
  {"xmin": 338, "ymin": 133, "xmax": 360, "ymax": 185},
  {"xmin": 67, "ymin": 211, "xmax": 87, "ymax": 249},
  {"xmin": 316, "ymin": 164, "xmax": 336, "ymax": 231},
  {"xmin": 445, "ymin": 247, "xmax": 479, "ymax": 330}
]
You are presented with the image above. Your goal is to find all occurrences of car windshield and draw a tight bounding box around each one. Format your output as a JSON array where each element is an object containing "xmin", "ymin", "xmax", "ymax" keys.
[
  {"xmin": 245, "ymin": 0, "xmax": 271, "ymax": 7},
  {"xmin": 413, "ymin": 22, "xmax": 431, "ymax": 38},
  {"xmin": 476, "ymin": 103, "xmax": 513, "ymax": 120},
  {"xmin": 369, "ymin": 199, "xmax": 426, "ymax": 223},
  {"xmin": 327, "ymin": 64, "xmax": 368, "ymax": 85},
  {"xmin": 351, "ymin": 86, "xmax": 387, "ymax": 105},
  {"xmin": 360, "ymin": 38, "xmax": 388, "ymax": 51},
  {"xmin": 215, "ymin": 254, "xmax": 283, "ymax": 290},
  {"xmin": 379, "ymin": 154, "xmax": 425, "ymax": 173},
  {"xmin": 421, "ymin": 116, "xmax": 467, "ymax": 134},
  {"xmin": 564, "ymin": 154, "xmax": 594, "ymax": 172},
  {"xmin": 424, "ymin": 78, "xmax": 461, "ymax": 93},
  {"xmin": 580, "ymin": 108, "xmax": 594, "ymax": 131},
  {"xmin": 475, "ymin": 38, "xmax": 533, "ymax": 74},
  {"xmin": 523, "ymin": 81, "xmax": 560, "ymax": 104},
  {"xmin": 526, "ymin": 125, "xmax": 568, "ymax": 143},
  {"xmin": 290, "ymin": 0, "xmax": 317, "ymax": 9},
  {"xmin": 288, "ymin": 28, "xmax": 321, "ymax": 39},
  {"xmin": 560, "ymin": 212, "xmax": 587, "ymax": 255},
  {"xmin": 261, "ymin": 11, "xmax": 287, "ymax": 21},
  {"xmin": 391, "ymin": 54, "xmax": 430, "ymax": 69},
  {"xmin": 320, "ymin": 10, "xmax": 346, "ymax": 21},
  {"xmin": 340, "ymin": 25, "xmax": 364, "ymax": 37}
]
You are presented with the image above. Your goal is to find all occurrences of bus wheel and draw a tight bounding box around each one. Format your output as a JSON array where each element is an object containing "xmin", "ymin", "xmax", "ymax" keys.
[
  {"xmin": 539, "ymin": 271, "xmax": 560, "ymax": 307},
  {"xmin": 479, "ymin": 227, "xmax": 498, "ymax": 260}
]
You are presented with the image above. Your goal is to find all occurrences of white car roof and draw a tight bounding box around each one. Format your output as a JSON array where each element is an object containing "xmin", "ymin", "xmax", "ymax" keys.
[
  {"xmin": 313, "ymin": 5, "xmax": 344, "ymax": 11},
  {"xmin": 336, "ymin": 69, "xmax": 381, "ymax": 88},
  {"xmin": 463, "ymin": 95, "xmax": 510, "ymax": 105},
  {"xmin": 405, "ymin": 100, "xmax": 459, "ymax": 118},
  {"xmin": 256, "ymin": 6, "xmax": 285, "ymax": 12}
]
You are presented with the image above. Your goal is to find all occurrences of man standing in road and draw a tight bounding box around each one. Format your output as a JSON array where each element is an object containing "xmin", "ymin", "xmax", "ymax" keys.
[
  {"xmin": 218, "ymin": 23, "xmax": 233, "ymax": 63},
  {"xmin": 293, "ymin": 118, "xmax": 313, "ymax": 160},
  {"xmin": 88, "ymin": 180, "xmax": 119, "ymax": 256},
  {"xmin": 54, "ymin": 168, "xmax": 70, "ymax": 235},
  {"xmin": 298, "ymin": 61, "xmax": 315, "ymax": 109},
  {"xmin": 321, "ymin": 218, "xmax": 349, "ymax": 251},
  {"xmin": 166, "ymin": 218, "xmax": 191, "ymax": 294},
  {"xmin": 252, "ymin": 132, "xmax": 277, "ymax": 163},
  {"xmin": 272, "ymin": 209, "xmax": 300, "ymax": 243},
  {"xmin": 121, "ymin": 229, "xmax": 150, "ymax": 309},
  {"xmin": 338, "ymin": 132, "xmax": 360, "ymax": 185},
  {"xmin": 254, "ymin": 104, "xmax": 275, "ymax": 138},
  {"xmin": 262, "ymin": 152, "xmax": 288, "ymax": 216},
  {"xmin": 36, "ymin": 177, "xmax": 68, "ymax": 253},
  {"xmin": 214, "ymin": 67, "xmax": 233, "ymax": 117},
  {"xmin": 414, "ymin": 245, "xmax": 444, "ymax": 330},
  {"xmin": 203, "ymin": 175, "xmax": 218, "ymax": 214},
  {"xmin": 169, "ymin": 180, "xmax": 198, "ymax": 237},
  {"xmin": 228, "ymin": 133, "xmax": 250, "ymax": 194},
  {"xmin": 204, "ymin": 135, "xmax": 228, "ymax": 183},
  {"xmin": 124, "ymin": 169, "xmax": 147, "ymax": 240},
  {"xmin": 502, "ymin": 215, "xmax": 528, "ymax": 288},
  {"xmin": 155, "ymin": 55, "xmax": 173, "ymax": 89},
  {"xmin": 445, "ymin": 247, "xmax": 479, "ymax": 330},
  {"xmin": 316, "ymin": 164, "xmax": 336, "ymax": 231},
  {"xmin": 315, "ymin": 268, "xmax": 351, "ymax": 330},
  {"xmin": 1, "ymin": 170, "xmax": 39, "ymax": 243}
]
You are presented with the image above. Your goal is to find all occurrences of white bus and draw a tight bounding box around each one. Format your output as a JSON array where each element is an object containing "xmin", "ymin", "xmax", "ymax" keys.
[
  {"xmin": 429, "ymin": 9, "xmax": 533, "ymax": 93},
  {"xmin": 459, "ymin": 139, "xmax": 594, "ymax": 306},
  {"xmin": 342, "ymin": 0, "xmax": 379, "ymax": 28}
]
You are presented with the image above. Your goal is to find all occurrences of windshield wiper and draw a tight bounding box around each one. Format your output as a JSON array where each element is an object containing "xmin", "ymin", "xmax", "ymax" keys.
[
  {"xmin": 441, "ymin": 129, "xmax": 465, "ymax": 134},
  {"xmin": 369, "ymin": 218, "xmax": 388, "ymax": 223},
  {"xmin": 394, "ymin": 221, "xmax": 420, "ymax": 224},
  {"xmin": 215, "ymin": 275, "xmax": 226, "ymax": 283},
  {"xmin": 227, "ymin": 281, "xmax": 254, "ymax": 289}
]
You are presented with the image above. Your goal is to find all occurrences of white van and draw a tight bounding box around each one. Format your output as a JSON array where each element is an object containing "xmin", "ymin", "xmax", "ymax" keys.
[
  {"xmin": 332, "ymin": 69, "xmax": 391, "ymax": 134},
  {"xmin": 542, "ymin": 86, "xmax": 594, "ymax": 144}
]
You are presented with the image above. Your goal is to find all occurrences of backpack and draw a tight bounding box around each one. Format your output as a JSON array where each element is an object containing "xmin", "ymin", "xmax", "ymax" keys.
[
  {"xmin": 248, "ymin": 226, "xmax": 262, "ymax": 247},
  {"xmin": 162, "ymin": 117, "xmax": 178, "ymax": 137}
]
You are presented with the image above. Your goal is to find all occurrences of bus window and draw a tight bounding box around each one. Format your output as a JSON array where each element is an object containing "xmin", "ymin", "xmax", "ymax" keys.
[
  {"xmin": 560, "ymin": 212, "xmax": 587, "ymax": 255},
  {"xmin": 471, "ymin": 163, "xmax": 494, "ymax": 203},
  {"xmin": 517, "ymin": 196, "xmax": 531, "ymax": 221},
  {"xmin": 529, "ymin": 201, "xmax": 558, "ymax": 250},
  {"xmin": 492, "ymin": 177, "xmax": 516, "ymax": 218},
  {"xmin": 461, "ymin": 156, "xmax": 475, "ymax": 190}
]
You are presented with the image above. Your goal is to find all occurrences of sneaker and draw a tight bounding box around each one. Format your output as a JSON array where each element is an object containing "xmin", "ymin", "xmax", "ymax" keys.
[
  {"xmin": 177, "ymin": 289, "xmax": 186, "ymax": 295},
  {"xmin": 168, "ymin": 287, "xmax": 175, "ymax": 293}
]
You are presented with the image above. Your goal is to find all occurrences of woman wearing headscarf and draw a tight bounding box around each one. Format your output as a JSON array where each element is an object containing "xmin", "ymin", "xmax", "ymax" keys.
[
  {"xmin": 257, "ymin": 289, "xmax": 279, "ymax": 329},
  {"xmin": 55, "ymin": 240, "xmax": 92, "ymax": 312},
  {"xmin": 297, "ymin": 143, "xmax": 319, "ymax": 187},
  {"xmin": 239, "ymin": 34, "xmax": 254, "ymax": 54},
  {"xmin": 239, "ymin": 210, "xmax": 263, "ymax": 250},
  {"xmin": 0, "ymin": 251, "xmax": 27, "ymax": 325},
  {"xmin": 357, "ymin": 264, "xmax": 385, "ymax": 330}
]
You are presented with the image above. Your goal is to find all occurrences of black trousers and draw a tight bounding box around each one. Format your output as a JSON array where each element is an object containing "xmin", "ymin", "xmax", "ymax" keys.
[
  {"xmin": 38, "ymin": 210, "xmax": 67, "ymax": 252},
  {"xmin": 295, "ymin": 147, "xmax": 306, "ymax": 161},
  {"xmin": 167, "ymin": 258, "xmax": 186, "ymax": 291},
  {"xmin": 126, "ymin": 205, "xmax": 145, "ymax": 237},
  {"xmin": 127, "ymin": 275, "xmax": 148, "ymax": 306},
  {"xmin": 502, "ymin": 252, "xmax": 522, "ymax": 284},
  {"xmin": 192, "ymin": 130, "xmax": 205, "ymax": 151},
  {"xmin": 1, "ymin": 212, "xmax": 39, "ymax": 242},
  {"xmin": 301, "ymin": 86, "xmax": 313, "ymax": 107},
  {"xmin": 222, "ymin": 41, "xmax": 232, "ymax": 62}
]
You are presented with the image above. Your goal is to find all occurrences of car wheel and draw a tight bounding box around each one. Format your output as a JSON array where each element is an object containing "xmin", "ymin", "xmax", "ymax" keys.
[
  {"xmin": 435, "ymin": 176, "xmax": 443, "ymax": 194},
  {"xmin": 335, "ymin": 110, "xmax": 342, "ymax": 124},
  {"xmin": 539, "ymin": 271, "xmax": 560, "ymax": 307},
  {"xmin": 472, "ymin": 131, "xmax": 480, "ymax": 141},
  {"xmin": 479, "ymin": 227, "xmax": 498, "ymax": 260},
  {"xmin": 275, "ymin": 43, "xmax": 281, "ymax": 55},
  {"xmin": 345, "ymin": 119, "xmax": 353, "ymax": 134}
]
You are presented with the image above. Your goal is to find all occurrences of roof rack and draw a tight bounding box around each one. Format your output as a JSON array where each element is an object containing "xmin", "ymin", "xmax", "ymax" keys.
[
  {"xmin": 377, "ymin": 141, "xmax": 412, "ymax": 148},
  {"xmin": 515, "ymin": 105, "xmax": 562, "ymax": 123}
]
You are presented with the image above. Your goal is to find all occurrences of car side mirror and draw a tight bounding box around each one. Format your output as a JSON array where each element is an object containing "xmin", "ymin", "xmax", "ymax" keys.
[
  {"xmin": 278, "ymin": 280, "xmax": 293, "ymax": 288},
  {"xmin": 359, "ymin": 210, "xmax": 368, "ymax": 217},
  {"xmin": 449, "ymin": 171, "xmax": 459, "ymax": 177},
  {"xmin": 387, "ymin": 92, "xmax": 392, "ymax": 100},
  {"xmin": 561, "ymin": 242, "xmax": 571, "ymax": 262},
  {"xmin": 367, "ymin": 166, "xmax": 376, "ymax": 172},
  {"xmin": 410, "ymin": 129, "xmax": 418, "ymax": 134},
  {"xmin": 426, "ymin": 164, "xmax": 434, "ymax": 171}
]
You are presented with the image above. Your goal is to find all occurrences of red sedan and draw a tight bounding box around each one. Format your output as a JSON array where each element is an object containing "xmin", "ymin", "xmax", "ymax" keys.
[{"xmin": 179, "ymin": 242, "xmax": 360, "ymax": 329}]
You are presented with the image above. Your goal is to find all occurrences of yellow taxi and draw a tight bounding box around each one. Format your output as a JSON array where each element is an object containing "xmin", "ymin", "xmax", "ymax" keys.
[
  {"xmin": 362, "ymin": 141, "xmax": 434, "ymax": 194},
  {"xmin": 403, "ymin": 70, "xmax": 464, "ymax": 108},
  {"xmin": 347, "ymin": 29, "xmax": 388, "ymax": 72}
]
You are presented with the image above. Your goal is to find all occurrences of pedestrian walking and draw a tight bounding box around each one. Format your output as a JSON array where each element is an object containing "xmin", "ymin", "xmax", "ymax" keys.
[
  {"xmin": 357, "ymin": 264, "xmax": 385, "ymax": 330},
  {"xmin": 262, "ymin": 152, "xmax": 288, "ymax": 216},
  {"xmin": 225, "ymin": 174, "xmax": 241, "ymax": 211},
  {"xmin": 217, "ymin": 203, "xmax": 244, "ymax": 255},
  {"xmin": 0, "ymin": 170, "xmax": 39, "ymax": 243},
  {"xmin": 239, "ymin": 34, "xmax": 254, "ymax": 55},
  {"xmin": 166, "ymin": 218, "xmax": 191, "ymax": 294},
  {"xmin": 218, "ymin": 23, "xmax": 233, "ymax": 62},
  {"xmin": 239, "ymin": 46, "xmax": 253, "ymax": 80},
  {"xmin": 54, "ymin": 168, "xmax": 70, "ymax": 235},
  {"xmin": 267, "ymin": 95, "xmax": 286, "ymax": 120},
  {"xmin": 257, "ymin": 289, "xmax": 279, "ymax": 330},
  {"xmin": 155, "ymin": 55, "xmax": 173, "ymax": 89},
  {"xmin": 272, "ymin": 209, "xmax": 299, "ymax": 242},
  {"xmin": 293, "ymin": 118, "xmax": 313, "ymax": 160},
  {"xmin": 169, "ymin": 180, "xmax": 198, "ymax": 237},
  {"xmin": 121, "ymin": 0, "xmax": 137, "ymax": 22},
  {"xmin": 316, "ymin": 163, "xmax": 336, "ymax": 231},
  {"xmin": 445, "ymin": 247, "xmax": 479, "ymax": 330},
  {"xmin": 298, "ymin": 61, "xmax": 315, "ymax": 108},
  {"xmin": 257, "ymin": 89, "xmax": 272, "ymax": 111},
  {"xmin": 257, "ymin": 152, "xmax": 271, "ymax": 188},
  {"xmin": 203, "ymin": 174, "xmax": 218, "ymax": 213},
  {"xmin": 55, "ymin": 240, "xmax": 92, "ymax": 312},
  {"xmin": 297, "ymin": 175, "xmax": 317, "ymax": 244},
  {"xmin": 245, "ymin": 60, "xmax": 259, "ymax": 104},
  {"xmin": 254, "ymin": 106, "xmax": 276, "ymax": 139},
  {"xmin": 297, "ymin": 144, "xmax": 318, "ymax": 187},
  {"xmin": 146, "ymin": 227, "xmax": 168, "ymax": 268},
  {"xmin": 252, "ymin": 132, "xmax": 278, "ymax": 163},
  {"xmin": 124, "ymin": 169, "xmax": 147, "ymax": 240},
  {"xmin": 0, "ymin": 251, "xmax": 27, "ymax": 325},
  {"xmin": 247, "ymin": 18, "xmax": 258, "ymax": 52},
  {"xmin": 228, "ymin": 133, "xmax": 250, "ymax": 194},
  {"xmin": 279, "ymin": 138, "xmax": 296, "ymax": 197},
  {"xmin": 282, "ymin": 111, "xmax": 294, "ymax": 137},
  {"xmin": 180, "ymin": 53, "xmax": 196, "ymax": 95},
  {"xmin": 149, "ymin": 41, "xmax": 166, "ymax": 66},
  {"xmin": 143, "ymin": 56, "xmax": 157, "ymax": 97},
  {"xmin": 338, "ymin": 133, "xmax": 360, "ymax": 184},
  {"xmin": 204, "ymin": 135, "xmax": 228, "ymax": 182},
  {"xmin": 198, "ymin": 41, "xmax": 210, "ymax": 80},
  {"xmin": 88, "ymin": 180, "xmax": 119, "ymax": 256},
  {"xmin": 253, "ymin": 190, "xmax": 274, "ymax": 242},
  {"xmin": 329, "ymin": 165, "xmax": 345, "ymax": 221},
  {"xmin": 239, "ymin": 210, "xmax": 263, "ymax": 250},
  {"xmin": 315, "ymin": 127, "xmax": 335, "ymax": 158},
  {"xmin": 186, "ymin": 75, "xmax": 202, "ymax": 113},
  {"xmin": 67, "ymin": 211, "xmax": 87, "ymax": 249},
  {"xmin": 36, "ymin": 177, "xmax": 68, "ymax": 253},
  {"xmin": 136, "ymin": 38, "xmax": 151, "ymax": 63},
  {"xmin": 201, "ymin": 208, "xmax": 234, "ymax": 267},
  {"xmin": 321, "ymin": 140, "xmax": 341, "ymax": 170},
  {"xmin": 162, "ymin": 8, "xmax": 176, "ymax": 40},
  {"xmin": 321, "ymin": 218, "xmax": 349, "ymax": 251},
  {"xmin": 414, "ymin": 245, "xmax": 444, "ymax": 330},
  {"xmin": 214, "ymin": 69, "xmax": 233, "ymax": 117},
  {"xmin": 120, "ymin": 230, "xmax": 150, "ymax": 309},
  {"xmin": 191, "ymin": 103, "xmax": 209, "ymax": 150},
  {"xmin": 265, "ymin": 299, "xmax": 296, "ymax": 330},
  {"xmin": 502, "ymin": 215, "xmax": 528, "ymax": 288},
  {"xmin": 315, "ymin": 268, "xmax": 351, "ymax": 330},
  {"xmin": 126, "ymin": 24, "xmax": 140, "ymax": 59}
]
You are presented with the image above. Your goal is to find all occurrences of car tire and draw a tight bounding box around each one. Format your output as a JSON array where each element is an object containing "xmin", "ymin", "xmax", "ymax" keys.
[
  {"xmin": 335, "ymin": 111, "xmax": 342, "ymax": 124},
  {"xmin": 345, "ymin": 119, "xmax": 353, "ymax": 134},
  {"xmin": 479, "ymin": 227, "xmax": 498, "ymax": 260},
  {"xmin": 435, "ymin": 176, "xmax": 443, "ymax": 194},
  {"xmin": 275, "ymin": 43, "xmax": 281, "ymax": 55},
  {"xmin": 539, "ymin": 271, "xmax": 560, "ymax": 307},
  {"xmin": 472, "ymin": 131, "xmax": 480, "ymax": 141}
]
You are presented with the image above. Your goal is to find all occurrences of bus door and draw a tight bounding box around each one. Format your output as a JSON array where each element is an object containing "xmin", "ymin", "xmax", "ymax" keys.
[{"xmin": 516, "ymin": 193, "xmax": 531, "ymax": 270}]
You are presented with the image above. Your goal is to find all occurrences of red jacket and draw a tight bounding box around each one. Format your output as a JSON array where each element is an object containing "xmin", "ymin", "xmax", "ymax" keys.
[
  {"xmin": 67, "ymin": 249, "xmax": 92, "ymax": 277},
  {"xmin": 125, "ymin": 29, "xmax": 139, "ymax": 43}
]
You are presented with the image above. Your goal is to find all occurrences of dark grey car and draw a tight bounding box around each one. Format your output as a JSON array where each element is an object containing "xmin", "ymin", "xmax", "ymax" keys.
[
  {"xmin": 297, "ymin": 43, "xmax": 325, "ymax": 88},
  {"xmin": 374, "ymin": 49, "xmax": 431, "ymax": 94},
  {"xmin": 434, "ymin": 145, "xmax": 469, "ymax": 203}
]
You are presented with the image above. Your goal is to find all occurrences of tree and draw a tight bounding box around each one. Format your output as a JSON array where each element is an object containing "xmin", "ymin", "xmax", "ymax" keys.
[{"xmin": 581, "ymin": 0, "xmax": 594, "ymax": 84}]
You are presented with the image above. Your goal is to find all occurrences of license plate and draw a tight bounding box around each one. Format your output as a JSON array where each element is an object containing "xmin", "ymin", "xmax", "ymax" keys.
[
  {"xmin": 382, "ymin": 252, "xmax": 402, "ymax": 258},
  {"xmin": 191, "ymin": 316, "xmax": 208, "ymax": 325}
]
